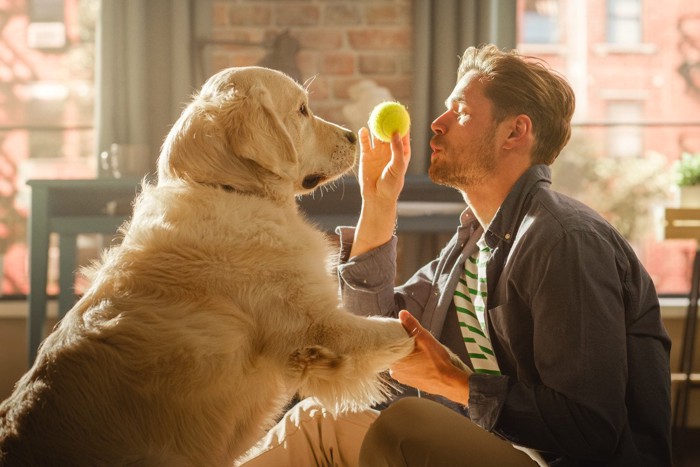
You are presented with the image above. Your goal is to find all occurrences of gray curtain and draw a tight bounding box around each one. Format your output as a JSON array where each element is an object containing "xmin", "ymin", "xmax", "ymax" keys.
[
  {"xmin": 94, "ymin": 0, "xmax": 197, "ymax": 178},
  {"xmin": 410, "ymin": 0, "xmax": 516, "ymax": 174}
]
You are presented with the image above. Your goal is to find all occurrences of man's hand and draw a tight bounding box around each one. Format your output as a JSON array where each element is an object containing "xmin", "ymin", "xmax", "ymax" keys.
[
  {"xmin": 390, "ymin": 310, "xmax": 472, "ymax": 406},
  {"xmin": 357, "ymin": 127, "xmax": 411, "ymax": 203},
  {"xmin": 350, "ymin": 129, "xmax": 411, "ymax": 258}
]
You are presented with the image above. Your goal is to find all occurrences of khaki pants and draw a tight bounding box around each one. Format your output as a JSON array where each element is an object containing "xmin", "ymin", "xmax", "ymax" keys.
[{"xmin": 239, "ymin": 397, "xmax": 537, "ymax": 467}]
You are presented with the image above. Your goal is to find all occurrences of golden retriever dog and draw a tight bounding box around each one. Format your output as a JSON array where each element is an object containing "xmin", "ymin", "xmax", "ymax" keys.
[{"xmin": 0, "ymin": 66, "xmax": 415, "ymax": 466}]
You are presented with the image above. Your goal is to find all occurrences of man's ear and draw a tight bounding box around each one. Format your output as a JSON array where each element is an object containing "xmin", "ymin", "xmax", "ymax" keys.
[{"xmin": 503, "ymin": 114, "xmax": 532, "ymax": 150}]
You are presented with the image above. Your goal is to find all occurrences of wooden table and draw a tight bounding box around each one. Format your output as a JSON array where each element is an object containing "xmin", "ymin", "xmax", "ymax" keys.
[{"xmin": 26, "ymin": 178, "xmax": 141, "ymax": 364}]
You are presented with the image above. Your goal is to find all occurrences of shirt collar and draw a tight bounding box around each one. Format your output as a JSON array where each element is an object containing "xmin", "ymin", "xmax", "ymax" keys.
[{"xmin": 484, "ymin": 164, "xmax": 552, "ymax": 249}]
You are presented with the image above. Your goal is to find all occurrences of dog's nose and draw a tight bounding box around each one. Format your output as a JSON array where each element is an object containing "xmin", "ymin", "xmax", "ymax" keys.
[{"xmin": 344, "ymin": 130, "xmax": 357, "ymax": 144}]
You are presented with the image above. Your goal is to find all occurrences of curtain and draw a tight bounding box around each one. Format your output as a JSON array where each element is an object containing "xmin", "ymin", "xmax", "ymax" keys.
[
  {"xmin": 410, "ymin": 0, "xmax": 516, "ymax": 174},
  {"xmin": 94, "ymin": 0, "xmax": 197, "ymax": 178}
]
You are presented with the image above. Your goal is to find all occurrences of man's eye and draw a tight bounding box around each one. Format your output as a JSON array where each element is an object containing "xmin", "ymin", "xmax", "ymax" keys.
[{"xmin": 452, "ymin": 105, "xmax": 467, "ymax": 117}]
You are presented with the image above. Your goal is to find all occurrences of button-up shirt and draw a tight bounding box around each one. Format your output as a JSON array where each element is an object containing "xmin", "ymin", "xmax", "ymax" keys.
[{"xmin": 337, "ymin": 164, "xmax": 671, "ymax": 466}]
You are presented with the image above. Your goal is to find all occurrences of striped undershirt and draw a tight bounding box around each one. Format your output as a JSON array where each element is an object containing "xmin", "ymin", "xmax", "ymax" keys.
[{"xmin": 453, "ymin": 236, "xmax": 501, "ymax": 375}]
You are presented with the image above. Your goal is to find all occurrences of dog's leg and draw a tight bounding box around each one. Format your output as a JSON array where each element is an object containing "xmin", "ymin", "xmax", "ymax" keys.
[{"xmin": 289, "ymin": 313, "xmax": 416, "ymax": 413}]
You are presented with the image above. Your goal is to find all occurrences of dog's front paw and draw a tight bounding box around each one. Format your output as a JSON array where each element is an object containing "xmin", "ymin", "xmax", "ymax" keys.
[{"xmin": 289, "ymin": 345, "xmax": 345, "ymax": 377}]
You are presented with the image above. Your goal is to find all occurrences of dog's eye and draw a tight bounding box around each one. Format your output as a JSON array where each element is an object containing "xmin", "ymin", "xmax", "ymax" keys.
[{"xmin": 299, "ymin": 103, "xmax": 308, "ymax": 116}]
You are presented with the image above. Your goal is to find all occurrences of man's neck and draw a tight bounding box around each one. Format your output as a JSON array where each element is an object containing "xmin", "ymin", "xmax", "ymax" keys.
[
  {"xmin": 461, "ymin": 185, "xmax": 505, "ymax": 229},
  {"xmin": 463, "ymin": 162, "xmax": 532, "ymax": 228}
]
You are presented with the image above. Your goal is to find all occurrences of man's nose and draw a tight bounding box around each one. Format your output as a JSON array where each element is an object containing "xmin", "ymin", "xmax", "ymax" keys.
[{"xmin": 431, "ymin": 110, "xmax": 450, "ymax": 135}]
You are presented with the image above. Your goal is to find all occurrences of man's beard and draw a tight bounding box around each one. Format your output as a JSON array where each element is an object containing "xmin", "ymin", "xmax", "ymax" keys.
[{"xmin": 428, "ymin": 132, "xmax": 496, "ymax": 190}]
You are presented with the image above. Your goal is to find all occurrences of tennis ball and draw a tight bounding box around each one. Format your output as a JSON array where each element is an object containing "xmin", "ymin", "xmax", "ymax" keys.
[{"xmin": 368, "ymin": 101, "xmax": 410, "ymax": 143}]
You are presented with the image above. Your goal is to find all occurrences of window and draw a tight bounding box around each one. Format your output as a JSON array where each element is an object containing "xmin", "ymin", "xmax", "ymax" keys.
[
  {"xmin": 521, "ymin": 0, "xmax": 561, "ymax": 44},
  {"xmin": 607, "ymin": 0, "xmax": 642, "ymax": 45},
  {"xmin": 0, "ymin": 0, "xmax": 97, "ymax": 296},
  {"xmin": 606, "ymin": 101, "xmax": 644, "ymax": 158},
  {"xmin": 518, "ymin": 0, "xmax": 700, "ymax": 295}
]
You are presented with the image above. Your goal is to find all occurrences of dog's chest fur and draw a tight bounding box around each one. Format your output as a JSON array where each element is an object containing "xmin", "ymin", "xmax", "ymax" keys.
[{"xmin": 105, "ymin": 184, "xmax": 336, "ymax": 301}]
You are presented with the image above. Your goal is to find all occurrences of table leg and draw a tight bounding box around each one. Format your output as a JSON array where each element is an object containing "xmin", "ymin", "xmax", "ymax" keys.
[
  {"xmin": 672, "ymin": 247, "xmax": 700, "ymax": 458},
  {"xmin": 58, "ymin": 233, "xmax": 77, "ymax": 319},
  {"xmin": 27, "ymin": 187, "xmax": 50, "ymax": 365}
]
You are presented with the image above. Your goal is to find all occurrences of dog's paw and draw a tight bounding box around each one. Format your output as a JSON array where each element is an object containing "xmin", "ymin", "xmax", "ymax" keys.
[{"xmin": 289, "ymin": 345, "xmax": 345, "ymax": 376}]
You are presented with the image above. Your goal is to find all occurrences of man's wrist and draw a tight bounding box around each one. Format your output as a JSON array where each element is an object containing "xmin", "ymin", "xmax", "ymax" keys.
[
  {"xmin": 350, "ymin": 200, "xmax": 398, "ymax": 258},
  {"xmin": 443, "ymin": 367, "xmax": 471, "ymax": 407}
]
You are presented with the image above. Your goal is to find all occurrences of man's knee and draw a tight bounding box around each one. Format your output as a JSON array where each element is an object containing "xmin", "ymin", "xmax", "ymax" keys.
[{"xmin": 359, "ymin": 397, "xmax": 423, "ymax": 466}]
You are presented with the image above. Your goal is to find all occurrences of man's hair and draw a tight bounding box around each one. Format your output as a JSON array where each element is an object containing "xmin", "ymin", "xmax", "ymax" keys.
[{"xmin": 458, "ymin": 44, "xmax": 575, "ymax": 165}]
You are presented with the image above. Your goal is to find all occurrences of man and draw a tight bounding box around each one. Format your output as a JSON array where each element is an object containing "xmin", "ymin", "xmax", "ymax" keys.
[{"xmin": 240, "ymin": 44, "xmax": 672, "ymax": 466}]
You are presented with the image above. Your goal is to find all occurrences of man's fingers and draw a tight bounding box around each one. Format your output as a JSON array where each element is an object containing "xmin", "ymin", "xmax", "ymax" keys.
[
  {"xmin": 389, "ymin": 133, "xmax": 404, "ymax": 170},
  {"xmin": 399, "ymin": 310, "xmax": 422, "ymax": 337},
  {"xmin": 387, "ymin": 131, "xmax": 411, "ymax": 176},
  {"xmin": 358, "ymin": 127, "xmax": 372, "ymax": 155}
]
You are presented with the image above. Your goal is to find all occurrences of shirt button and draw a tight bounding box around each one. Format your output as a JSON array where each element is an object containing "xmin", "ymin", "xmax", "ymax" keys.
[{"xmin": 505, "ymin": 233, "xmax": 511, "ymax": 240}]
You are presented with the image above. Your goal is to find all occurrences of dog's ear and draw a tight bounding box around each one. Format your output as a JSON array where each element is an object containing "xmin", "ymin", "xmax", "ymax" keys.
[
  {"xmin": 157, "ymin": 79, "xmax": 300, "ymax": 188},
  {"xmin": 227, "ymin": 84, "xmax": 299, "ymax": 178}
]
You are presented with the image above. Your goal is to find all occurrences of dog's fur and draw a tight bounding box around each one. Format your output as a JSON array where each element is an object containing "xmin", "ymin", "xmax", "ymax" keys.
[{"xmin": 0, "ymin": 67, "xmax": 415, "ymax": 466}]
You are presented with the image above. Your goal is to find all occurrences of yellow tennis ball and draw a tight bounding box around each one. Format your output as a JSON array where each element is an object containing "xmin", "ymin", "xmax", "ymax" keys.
[{"xmin": 368, "ymin": 101, "xmax": 410, "ymax": 143}]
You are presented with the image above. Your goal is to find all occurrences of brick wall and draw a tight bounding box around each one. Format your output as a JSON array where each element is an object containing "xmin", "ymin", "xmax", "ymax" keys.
[{"xmin": 206, "ymin": 0, "xmax": 413, "ymax": 130}]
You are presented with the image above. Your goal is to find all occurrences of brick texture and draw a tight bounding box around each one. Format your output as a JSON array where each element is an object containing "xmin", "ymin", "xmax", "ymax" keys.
[{"xmin": 205, "ymin": 0, "xmax": 413, "ymax": 129}]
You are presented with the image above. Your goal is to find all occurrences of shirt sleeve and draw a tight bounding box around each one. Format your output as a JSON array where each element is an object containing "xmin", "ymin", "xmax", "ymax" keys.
[
  {"xmin": 469, "ymin": 229, "xmax": 631, "ymax": 459},
  {"xmin": 336, "ymin": 226, "xmax": 401, "ymax": 317},
  {"xmin": 335, "ymin": 226, "xmax": 445, "ymax": 323}
]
